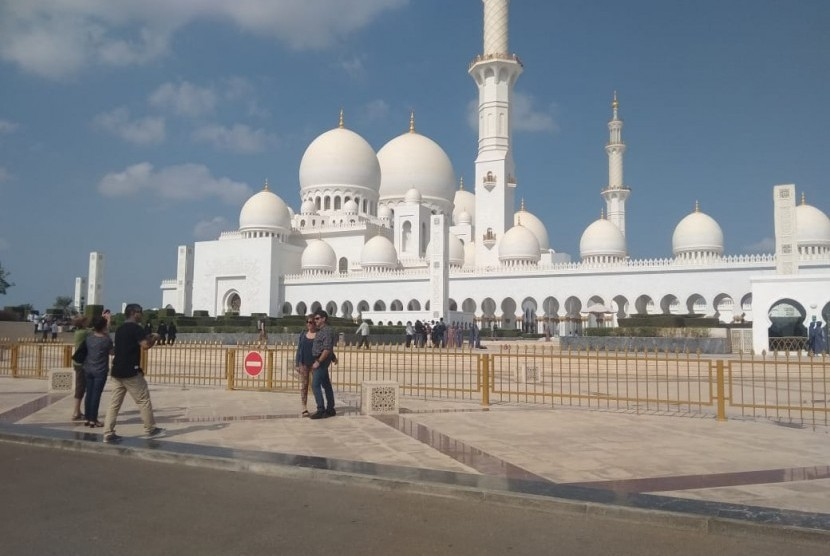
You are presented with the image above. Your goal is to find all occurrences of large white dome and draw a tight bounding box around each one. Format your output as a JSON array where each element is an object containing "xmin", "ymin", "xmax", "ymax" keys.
[
  {"xmin": 299, "ymin": 126, "xmax": 380, "ymax": 192},
  {"xmin": 239, "ymin": 187, "xmax": 292, "ymax": 232},
  {"xmin": 453, "ymin": 184, "xmax": 475, "ymax": 225},
  {"xmin": 672, "ymin": 204, "xmax": 724, "ymax": 256},
  {"xmin": 514, "ymin": 205, "xmax": 550, "ymax": 251},
  {"xmin": 378, "ymin": 126, "xmax": 456, "ymax": 213},
  {"xmin": 360, "ymin": 235, "xmax": 398, "ymax": 269},
  {"xmin": 499, "ymin": 224, "xmax": 541, "ymax": 264},
  {"xmin": 795, "ymin": 201, "xmax": 830, "ymax": 248},
  {"xmin": 580, "ymin": 217, "xmax": 626, "ymax": 259},
  {"xmin": 301, "ymin": 239, "xmax": 337, "ymax": 273}
]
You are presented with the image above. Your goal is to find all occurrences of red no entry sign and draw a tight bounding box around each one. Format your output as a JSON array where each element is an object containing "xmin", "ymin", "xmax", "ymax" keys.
[{"xmin": 243, "ymin": 351, "xmax": 264, "ymax": 377}]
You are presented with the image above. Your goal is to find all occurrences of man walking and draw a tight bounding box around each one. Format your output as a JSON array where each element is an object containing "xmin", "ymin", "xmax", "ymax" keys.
[
  {"xmin": 355, "ymin": 319, "xmax": 370, "ymax": 349},
  {"xmin": 310, "ymin": 309, "xmax": 336, "ymax": 419},
  {"xmin": 103, "ymin": 303, "xmax": 164, "ymax": 443}
]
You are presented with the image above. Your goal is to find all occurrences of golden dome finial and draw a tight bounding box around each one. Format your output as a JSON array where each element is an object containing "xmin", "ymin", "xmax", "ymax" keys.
[
  {"xmin": 339, "ymin": 108, "xmax": 344, "ymax": 129},
  {"xmin": 695, "ymin": 200, "xmax": 700, "ymax": 213},
  {"xmin": 263, "ymin": 178, "xmax": 269, "ymax": 191},
  {"xmin": 520, "ymin": 198, "xmax": 526, "ymax": 211},
  {"xmin": 409, "ymin": 110, "xmax": 415, "ymax": 133},
  {"xmin": 459, "ymin": 176, "xmax": 464, "ymax": 190},
  {"xmin": 801, "ymin": 192, "xmax": 806, "ymax": 205},
  {"xmin": 612, "ymin": 90, "xmax": 619, "ymax": 110}
]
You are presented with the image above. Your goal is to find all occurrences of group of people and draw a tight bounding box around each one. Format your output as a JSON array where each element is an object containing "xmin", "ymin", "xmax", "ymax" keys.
[
  {"xmin": 142, "ymin": 320, "xmax": 177, "ymax": 345},
  {"xmin": 72, "ymin": 304, "xmax": 165, "ymax": 442},
  {"xmin": 808, "ymin": 316, "xmax": 828, "ymax": 356},
  {"xmin": 294, "ymin": 309, "xmax": 337, "ymax": 419},
  {"xmin": 405, "ymin": 319, "xmax": 481, "ymax": 349},
  {"xmin": 34, "ymin": 319, "xmax": 60, "ymax": 341}
]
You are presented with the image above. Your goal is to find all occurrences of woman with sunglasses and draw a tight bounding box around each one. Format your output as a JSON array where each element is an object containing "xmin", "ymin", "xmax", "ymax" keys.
[{"xmin": 294, "ymin": 315, "xmax": 317, "ymax": 417}]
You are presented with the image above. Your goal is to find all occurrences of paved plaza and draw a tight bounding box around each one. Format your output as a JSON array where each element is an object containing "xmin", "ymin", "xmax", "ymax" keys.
[{"xmin": 1, "ymin": 375, "xmax": 829, "ymax": 541}]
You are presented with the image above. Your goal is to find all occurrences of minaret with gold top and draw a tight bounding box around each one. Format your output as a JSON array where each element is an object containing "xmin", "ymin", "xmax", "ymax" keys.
[
  {"xmin": 469, "ymin": 0, "xmax": 523, "ymax": 267},
  {"xmin": 601, "ymin": 92, "xmax": 631, "ymax": 237}
]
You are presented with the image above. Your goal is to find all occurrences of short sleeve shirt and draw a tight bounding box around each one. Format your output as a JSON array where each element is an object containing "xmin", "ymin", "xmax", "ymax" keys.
[{"xmin": 112, "ymin": 321, "xmax": 147, "ymax": 378}]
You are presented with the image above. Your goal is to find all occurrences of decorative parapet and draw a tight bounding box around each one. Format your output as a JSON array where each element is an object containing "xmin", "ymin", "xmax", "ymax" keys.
[
  {"xmin": 160, "ymin": 279, "xmax": 177, "ymax": 289},
  {"xmin": 469, "ymin": 53, "xmax": 524, "ymax": 69},
  {"xmin": 218, "ymin": 231, "xmax": 245, "ymax": 240}
]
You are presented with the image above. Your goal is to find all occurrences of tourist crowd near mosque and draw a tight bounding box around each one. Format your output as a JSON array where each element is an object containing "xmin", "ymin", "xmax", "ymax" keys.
[{"xmin": 72, "ymin": 1, "xmax": 829, "ymax": 354}]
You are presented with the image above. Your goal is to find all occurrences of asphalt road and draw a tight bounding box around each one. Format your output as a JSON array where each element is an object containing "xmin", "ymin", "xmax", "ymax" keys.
[{"xmin": 0, "ymin": 442, "xmax": 825, "ymax": 556}]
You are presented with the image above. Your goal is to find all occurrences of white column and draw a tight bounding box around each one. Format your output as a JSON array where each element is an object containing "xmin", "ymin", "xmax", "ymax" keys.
[
  {"xmin": 429, "ymin": 214, "xmax": 449, "ymax": 321},
  {"xmin": 773, "ymin": 184, "xmax": 798, "ymax": 275},
  {"xmin": 86, "ymin": 252, "xmax": 105, "ymax": 306},
  {"xmin": 602, "ymin": 93, "xmax": 630, "ymax": 238}
]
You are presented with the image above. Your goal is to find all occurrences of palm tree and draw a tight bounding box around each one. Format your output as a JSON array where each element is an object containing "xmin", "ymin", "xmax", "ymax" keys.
[{"xmin": 53, "ymin": 296, "xmax": 74, "ymax": 318}]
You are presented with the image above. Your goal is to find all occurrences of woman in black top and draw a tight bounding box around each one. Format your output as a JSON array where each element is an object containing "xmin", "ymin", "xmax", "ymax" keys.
[{"xmin": 294, "ymin": 316, "xmax": 316, "ymax": 417}]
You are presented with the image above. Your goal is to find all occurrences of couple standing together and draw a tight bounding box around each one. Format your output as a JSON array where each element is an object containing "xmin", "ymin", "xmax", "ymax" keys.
[{"xmin": 295, "ymin": 309, "xmax": 336, "ymax": 419}]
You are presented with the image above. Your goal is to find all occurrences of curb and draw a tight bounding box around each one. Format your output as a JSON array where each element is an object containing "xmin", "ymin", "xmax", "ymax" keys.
[{"xmin": 1, "ymin": 426, "xmax": 829, "ymax": 545}]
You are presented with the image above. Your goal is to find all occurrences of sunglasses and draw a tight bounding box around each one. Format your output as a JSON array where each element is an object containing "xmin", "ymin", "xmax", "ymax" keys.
[{"xmin": 306, "ymin": 320, "xmax": 314, "ymax": 324}]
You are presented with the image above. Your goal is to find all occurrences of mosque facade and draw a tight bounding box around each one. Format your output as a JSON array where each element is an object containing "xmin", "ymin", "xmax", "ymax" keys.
[{"xmin": 160, "ymin": 0, "xmax": 830, "ymax": 353}]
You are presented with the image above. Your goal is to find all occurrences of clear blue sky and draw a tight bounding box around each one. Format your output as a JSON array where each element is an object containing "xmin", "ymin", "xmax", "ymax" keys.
[{"xmin": 0, "ymin": 0, "xmax": 828, "ymax": 313}]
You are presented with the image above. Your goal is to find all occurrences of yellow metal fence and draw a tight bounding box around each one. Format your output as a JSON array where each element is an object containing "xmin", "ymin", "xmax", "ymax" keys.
[{"xmin": 2, "ymin": 339, "xmax": 828, "ymax": 426}]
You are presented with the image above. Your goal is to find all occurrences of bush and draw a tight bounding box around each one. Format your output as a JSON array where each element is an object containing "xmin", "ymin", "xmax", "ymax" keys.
[
  {"xmin": 193, "ymin": 310, "xmax": 209, "ymax": 317},
  {"xmin": 0, "ymin": 309, "xmax": 20, "ymax": 321}
]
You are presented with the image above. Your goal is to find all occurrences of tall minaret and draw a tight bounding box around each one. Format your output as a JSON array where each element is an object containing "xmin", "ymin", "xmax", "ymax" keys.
[
  {"xmin": 470, "ymin": 0, "xmax": 522, "ymax": 267},
  {"xmin": 601, "ymin": 92, "xmax": 631, "ymax": 237}
]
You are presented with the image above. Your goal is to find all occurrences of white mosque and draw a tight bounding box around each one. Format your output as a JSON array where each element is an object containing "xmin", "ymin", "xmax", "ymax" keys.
[{"xmin": 159, "ymin": 0, "xmax": 830, "ymax": 354}]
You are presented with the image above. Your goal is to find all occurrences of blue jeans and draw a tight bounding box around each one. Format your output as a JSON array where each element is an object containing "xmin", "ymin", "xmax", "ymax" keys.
[
  {"xmin": 311, "ymin": 362, "xmax": 335, "ymax": 413},
  {"xmin": 84, "ymin": 372, "xmax": 107, "ymax": 422}
]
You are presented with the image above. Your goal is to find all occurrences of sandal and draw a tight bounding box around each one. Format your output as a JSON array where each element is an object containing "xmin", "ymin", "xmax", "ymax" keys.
[
  {"xmin": 301, "ymin": 410, "xmax": 310, "ymax": 417},
  {"xmin": 92, "ymin": 421, "xmax": 104, "ymax": 427},
  {"xmin": 72, "ymin": 414, "xmax": 85, "ymax": 421}
]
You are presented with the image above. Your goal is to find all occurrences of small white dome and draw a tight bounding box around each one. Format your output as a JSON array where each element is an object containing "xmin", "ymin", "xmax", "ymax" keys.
[
  {"xmin": 514, "ymin": 207, "xmax": 550, "ymax": 251},
  {"xmin": 377, "ymin": 205, "xmax": 393, "ymax": 220},
  {"xmin": 672, "ymin": 205, "xmax": 723, "ymax": 256},
  {"xmin": 580, "ymin": 218, "xmax": 627, "ymax": 259},
  {"xmin": 299, "ymin": 127, "xmax": 380, "ymax": 193},
  {"xmin": 360, "ymin": 235, "xmax": 398, "ymax": 269},
  {"xmin": 300, "ymin": 199, "xmax": 316, "ymax": 215},
  {"xmin": 463, "ymin": 240, "xmax": 476, "ymax": 267},
  {"xmin": 453, "ymin": 187, "xmax": 475, "ymax": 224},
  {"xmin": 301, "ymin": 239, "xmax": 336, "ymax": 273},
  {"xmin": 239, "ymin": 188, "xmax": 292, "ymax": 232},
  {"xmin": 457, "ymin": 210, "xmax": 472, "ymax": 225},
  {"xmin": 499, "ymin": 224, "xmax": 541, "ymax": 264},
  {"xmin": 343, "ymin": 199, "xmax": 359, "ymax": 214},
  {"xmin": 795, "ymin": 202, "xmax": 830, "ymax": 248},
  {"xmin": 378, "ymin": 129, "xmax": 456, "ymax": 213},
  {"xmin": 404, "ymin": 187, "xmax": 422, "ymax": 204},
  {"xmin": 425, "ymin": 233, "xmax": 465, "ymax": 267}
]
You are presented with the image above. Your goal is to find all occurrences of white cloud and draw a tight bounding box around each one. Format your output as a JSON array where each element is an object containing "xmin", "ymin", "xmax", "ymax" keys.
[
  {"xmin": 362, "ymin": 99, "xmax": 390, "ymax": 122},
  {"xmin": 0, "ymin": 0, "xmax": 408, "ymax": 79},
  {"xmin": 192, "ymin": 124, "xmax": 276, "ymax": 154},
  {"xmin": 467, "ymin": 92, "xmax": 557, "ymax": 133},
  {"xmin": 194, "ymin": 216, "xmax": 233, "ymax": 240},
  {"xmin": 149, "ymin": 82, "xmax": 217, "ymax": 117},
  {"xmin": 512, "ymin": 93, "xmax": 557, "ymax": 132},
  {"xmin": 0, "ymin": 120, "xmax": 19, "ymax": 134},
  {"xmin": 339, "ymin": 55, "xmax": 366, "ymax": 79},
  {"xmin": 98, "ymin": 162, "xmax": 252, "ymax": 205},
  {"xmin": 92, "ymin": 108, "xmax": 166, "ymax": 145},
  {"xmin": 744, "ymin": 237, "xmax": 775, "ymax": 254}
]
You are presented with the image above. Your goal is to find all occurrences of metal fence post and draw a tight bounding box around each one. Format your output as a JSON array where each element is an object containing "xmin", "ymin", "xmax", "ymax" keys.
[
  {"xmin": 11, "ymin": 344, "xmax": 19, "ymax": 377},
  {"xmin": 480, "ymin": 354, "xmax": 490, "ymax": 409},
  {"xmin": 226, "ymin": 348, "xmax": 236, "ymax": 390},
  {"xmin": 716, "ymin": 359, "xmax": 727, "ymax": 421},
  {"xmin": 266, "ymin": 349, "xmax": 274, "ymax": 390}
]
